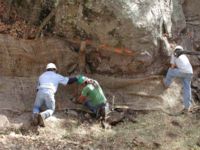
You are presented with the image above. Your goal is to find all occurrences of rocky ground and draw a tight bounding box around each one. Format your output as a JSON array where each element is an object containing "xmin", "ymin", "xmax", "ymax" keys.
[{"xmin": 0, "ymin": 108, "xmax": 200, "ymax": 150}]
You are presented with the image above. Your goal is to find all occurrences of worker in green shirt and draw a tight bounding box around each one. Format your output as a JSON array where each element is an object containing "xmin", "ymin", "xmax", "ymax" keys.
[{"xmin": 76, "ymin": 76, "xmax": 109, "ymax": 120}]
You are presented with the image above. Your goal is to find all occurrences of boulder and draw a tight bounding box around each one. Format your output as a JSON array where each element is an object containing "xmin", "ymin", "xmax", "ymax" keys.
[{"xmin": 0, "ymin": 115, "xmax": 9, "ymax": 129}]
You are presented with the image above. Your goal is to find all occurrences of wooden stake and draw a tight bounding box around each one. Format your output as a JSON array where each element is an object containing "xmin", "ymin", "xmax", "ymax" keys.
[{"xmin": 79, "ymin": 41, "xmax": 86, "ymax": 73}]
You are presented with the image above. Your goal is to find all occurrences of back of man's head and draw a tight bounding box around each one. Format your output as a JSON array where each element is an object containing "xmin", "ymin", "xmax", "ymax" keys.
[
  {"xmin": 174, "ymin": 45, "xmax": 184, "ymax": 57},
  {"xmin": 46, "ymin": 63, "xmax": 57, "ymax": 71},
  {"xmin": 174, "ymin": 45, "xmax": 183, "ymax": 51}
]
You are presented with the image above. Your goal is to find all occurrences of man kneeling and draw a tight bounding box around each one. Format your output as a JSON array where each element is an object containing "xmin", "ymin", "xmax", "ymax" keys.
[{"xmin": 76, "ymin": 76, "xmax": 109, "ymax": 120}]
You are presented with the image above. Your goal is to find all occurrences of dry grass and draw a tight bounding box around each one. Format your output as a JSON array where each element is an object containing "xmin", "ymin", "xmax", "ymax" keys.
[{"xmin": 0, "ymin": 110, "xmax": 200, "ymax": 150}]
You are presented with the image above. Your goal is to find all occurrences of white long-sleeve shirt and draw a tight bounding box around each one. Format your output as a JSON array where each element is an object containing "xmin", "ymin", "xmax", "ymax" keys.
[
  {"xmin": 37, "ymin": 71, "xmax": 69, "ymax": 94},
  {"xmin": 170, "ymin": 54, "xmax": 193, "ymax": 74}
]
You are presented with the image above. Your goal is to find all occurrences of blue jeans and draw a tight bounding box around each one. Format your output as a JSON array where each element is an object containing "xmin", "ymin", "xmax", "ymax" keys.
[
  {"xmin": 84, "ymin": 100, "xmax": 109, "ymax": 117},
  {"xmin": 164, "ymin": 68, "xmax": 193, "ymax": 109},
  {"xmin": 33, "ymin": 90, "xmax": 55, "ymax": 119}
]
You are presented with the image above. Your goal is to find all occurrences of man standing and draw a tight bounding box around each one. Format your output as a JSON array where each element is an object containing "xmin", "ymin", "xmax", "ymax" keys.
[
  {"xmin": 164, "ymin": 45, "xmax": 193, "ymax": 112},
  {"xmin": 77, "ymin": 76, "xmax": 109, "ymax": 120},
  {"xmin": 32, "ymin": 63, "xmax": 78, "ymax": 127}
]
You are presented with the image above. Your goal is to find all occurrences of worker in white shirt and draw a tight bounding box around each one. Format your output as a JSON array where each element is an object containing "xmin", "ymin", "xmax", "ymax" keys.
[
  {"xmin": 163, "ymin": 46, "xmax": 193, "ymax": 113},
  {"xmin": 32, "ymin": 63, "xmax": 78, "ymax": 127}
]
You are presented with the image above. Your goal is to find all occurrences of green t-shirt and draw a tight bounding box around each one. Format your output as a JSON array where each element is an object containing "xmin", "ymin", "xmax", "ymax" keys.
[{"xmin": 81, "ymin": 81, "xmax": 106, "ymax": 107}]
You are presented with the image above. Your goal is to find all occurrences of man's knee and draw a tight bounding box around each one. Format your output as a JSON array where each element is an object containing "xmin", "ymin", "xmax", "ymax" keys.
[{"xmin": 33, "ymin": 106, "xmax": 40, "ymax": 113}]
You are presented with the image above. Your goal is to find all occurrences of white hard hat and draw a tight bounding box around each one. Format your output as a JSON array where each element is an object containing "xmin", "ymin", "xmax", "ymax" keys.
[
  {"xmin": 46, "ymin": 63, "xmax": 57, "ymax": 70},
  {"xmin": 174, "ymin": 45, "xmax": 183, "ymax": 51}
]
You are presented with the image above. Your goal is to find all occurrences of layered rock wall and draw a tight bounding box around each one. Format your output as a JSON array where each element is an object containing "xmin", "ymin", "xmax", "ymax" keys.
[{"xmin": 0, "ymin": 0, "xmax": 200, "ymax": 117}]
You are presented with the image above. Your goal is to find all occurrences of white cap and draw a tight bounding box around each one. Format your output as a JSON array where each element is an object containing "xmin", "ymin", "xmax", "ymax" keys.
[
  {"xmin": 46, "ymin": 63, "xmax": 57, "ymax": 70},
  {"xmin": 174, "ymin": 45, "xmax": 183, "ymax": 51}
]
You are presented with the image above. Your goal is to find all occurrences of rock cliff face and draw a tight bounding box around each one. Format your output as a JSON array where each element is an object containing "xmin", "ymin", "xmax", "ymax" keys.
[
  {"xmin": 53, "ymin": 0, "xmax": 200, "ymax": 75},
  {"xmin": 0, "ymin": 35, "xmax": 77, "ymax": 77},
  {"xmin": 1, "ymin": 0, "xmax": 200, "ymax": 75},
  {"xmin": 0, "ymin": 0, "xmax": 200, "ymax": 123},
  {"xmin": 54, "ymin": 0, "xmax": 181, "ymax": 75}
]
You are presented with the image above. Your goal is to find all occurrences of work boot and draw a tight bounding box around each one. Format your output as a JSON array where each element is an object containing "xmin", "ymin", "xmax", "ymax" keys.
[
  {"xmin": 38, "ymin": 113, "xmax": 45, "ymax": 127},
  {"xmin": 32, "ymin": 113, "xmax": 39, "ymax": 126},
  {"xmin": 180, "ymin": 108, "xmax": 192, "ymax": 116}
]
